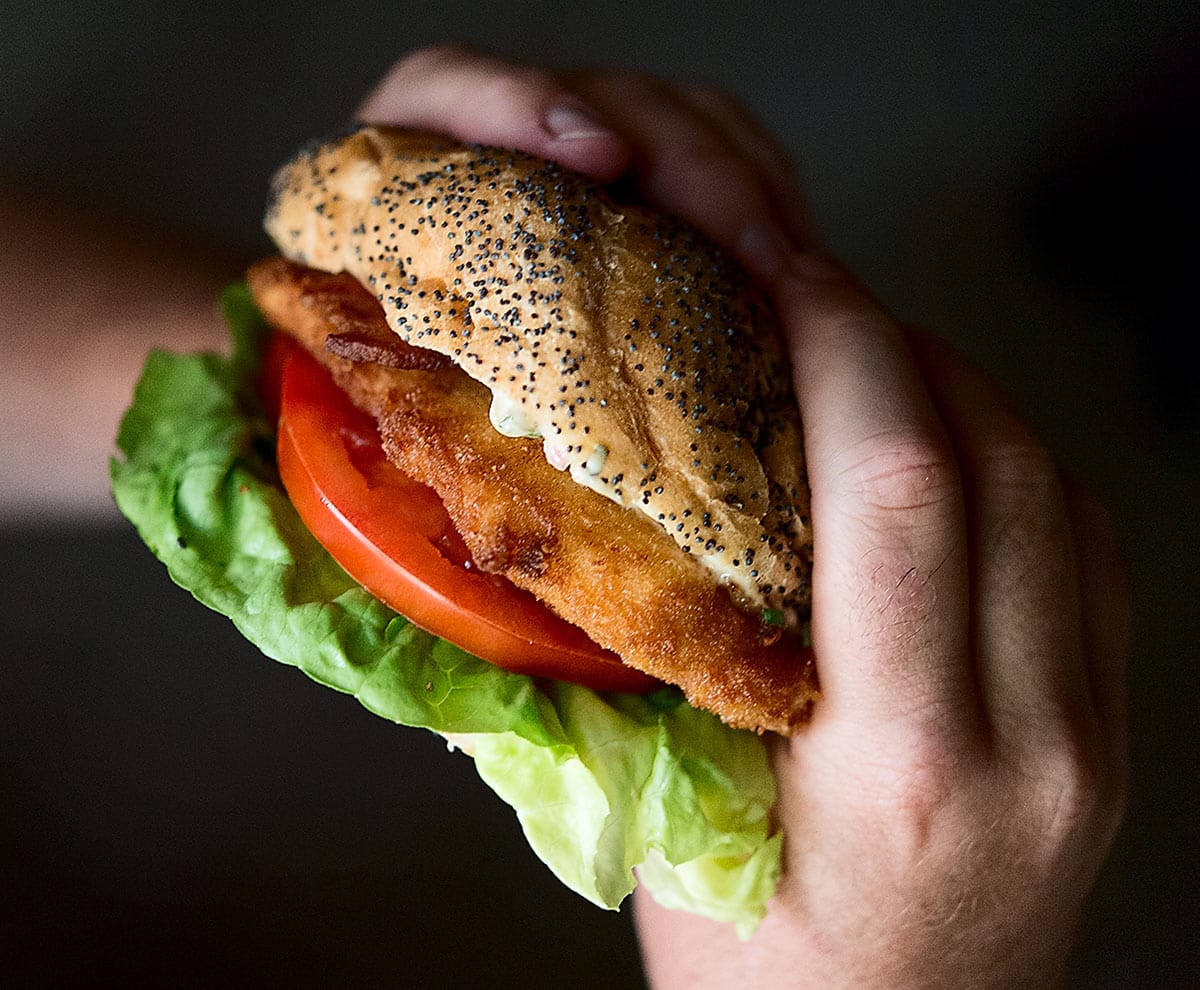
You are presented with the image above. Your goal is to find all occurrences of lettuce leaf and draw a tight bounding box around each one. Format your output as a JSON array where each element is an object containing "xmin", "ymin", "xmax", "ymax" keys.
[{"xmin": 109, "ymin": 285, "xmax": 780, "ymax": 935}]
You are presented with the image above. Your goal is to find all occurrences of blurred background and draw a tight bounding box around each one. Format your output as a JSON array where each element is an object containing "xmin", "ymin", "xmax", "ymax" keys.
[{"xmin": 2, "ymin": 2, "xmax": 1196, "ymax": 985}]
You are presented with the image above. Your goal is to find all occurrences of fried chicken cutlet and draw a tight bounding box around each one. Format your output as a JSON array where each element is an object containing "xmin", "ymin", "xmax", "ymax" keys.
[{"xmin": 249, "ymin": 258, "xmax": 817, "ymax": 734}]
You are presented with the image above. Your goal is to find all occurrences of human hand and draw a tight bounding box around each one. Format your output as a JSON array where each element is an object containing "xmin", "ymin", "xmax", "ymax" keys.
[{"xmin": 359, "ymin": 46, "xmax": 1130, "ymax": 988}]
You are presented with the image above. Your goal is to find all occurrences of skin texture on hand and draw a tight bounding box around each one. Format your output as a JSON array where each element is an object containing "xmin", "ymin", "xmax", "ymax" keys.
[{"xmin": 359, "ymin": 46, "xmax": 1130, "ymax": 989}]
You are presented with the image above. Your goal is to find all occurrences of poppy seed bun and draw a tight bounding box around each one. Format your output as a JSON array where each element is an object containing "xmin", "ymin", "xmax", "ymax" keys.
[{"xmin": 265, "ymin": 126, "xmax": 812, "ymax": 622}]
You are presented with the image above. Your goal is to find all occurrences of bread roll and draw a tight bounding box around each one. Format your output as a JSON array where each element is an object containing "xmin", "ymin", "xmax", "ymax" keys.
[{"xmin": 266, "ymin": 127, "xmax": 812, "ymax": 623}]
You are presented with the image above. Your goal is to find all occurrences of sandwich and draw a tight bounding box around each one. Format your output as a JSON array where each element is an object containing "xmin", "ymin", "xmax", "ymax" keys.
[{"xmin": 111, "ymin": 126, "xmax": 817, "ymax": 934}]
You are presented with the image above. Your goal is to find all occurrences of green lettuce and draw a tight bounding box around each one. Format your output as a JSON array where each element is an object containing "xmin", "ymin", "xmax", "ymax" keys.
[{"xmin": 109, "ymin": 285, "xmax": 781, "ymax": 935}]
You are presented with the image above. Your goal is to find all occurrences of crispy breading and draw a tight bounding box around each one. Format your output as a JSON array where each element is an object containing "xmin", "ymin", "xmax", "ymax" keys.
[{"xmin": 249, "ymin": 258, "xmax": 817, "ymax": 734}]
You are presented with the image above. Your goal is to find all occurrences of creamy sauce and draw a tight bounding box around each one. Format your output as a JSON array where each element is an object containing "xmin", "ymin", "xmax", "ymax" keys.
[
  {"xmin": 487, "ymin": 388, "xmax": 770, "ymax": 614},
  {"xmin": 488, "ymin": 392, "xmax": 541, "ymax": 438}
]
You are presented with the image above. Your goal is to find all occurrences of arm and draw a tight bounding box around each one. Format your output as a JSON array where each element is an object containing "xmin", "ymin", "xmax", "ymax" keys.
[
  {"xmin": 360, "ymin": 47, "xmax": 1129, "ymax": 988},
  {"xmin": 0, "ymin": 186, "xmax": 236, "ymax": 515}
]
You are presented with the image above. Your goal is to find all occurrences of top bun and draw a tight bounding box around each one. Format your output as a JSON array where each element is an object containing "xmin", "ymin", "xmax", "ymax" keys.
[{"xmin": 265, "ymin": 126, "xmax": 811, "ymax": 621}]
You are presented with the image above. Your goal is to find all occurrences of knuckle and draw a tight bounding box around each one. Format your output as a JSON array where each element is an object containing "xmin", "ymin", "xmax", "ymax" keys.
[
  {"xmin": 1060, "ymin": 751, "xmax": 1126, "ymax": 860},
  {"xmin": 832, "ymin": 432, "xmax": 963, "ymax": 659},
  {"xmin": 839, "ymin": 429, "xmax": 961, "ymax": 517},
  {"xmin": 850, "ymin": 740, "xmax": 964, "ymax": 860},
  {"xmin": 1023, "ymin": 727, "xmax": 1117, "ymax": 844}
]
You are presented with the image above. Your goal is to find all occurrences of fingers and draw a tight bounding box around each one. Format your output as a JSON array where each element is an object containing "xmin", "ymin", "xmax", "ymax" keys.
[
  {"xmin": 360, "ymin": 50, "xmax": 814, "ymax": 285},
  {"xmin": 356, "ymin": 45, "xmax": 632, "ymax": 182},
  {"xmin": 566, "ymin": 70, "xmax": 806, "ymax": 279},
  {"xmin": 363, "ymin": 50, "xmax": 1116, "ymax": 757},
  {"xmin": 676, "ymin": 82, "xmax": 814, "ymax": 244},
  {"xmin": 905, "ymin": 331, "xmax": 1097, "ymax": 742},
  {"xmin": 777, "ymin": 257, "xmax": 974, "ymax": 737}
]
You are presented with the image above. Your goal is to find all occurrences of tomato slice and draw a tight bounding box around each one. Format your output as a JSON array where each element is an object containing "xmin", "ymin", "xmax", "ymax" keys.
[{"xmin": 273, "ymin": 336, "xmax": 659, "ymax": 694}]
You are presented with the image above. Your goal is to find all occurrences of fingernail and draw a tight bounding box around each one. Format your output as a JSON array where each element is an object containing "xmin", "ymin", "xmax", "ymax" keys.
[
  {"xmin": 738, "ymin": 223, "xmax": 791, "ymax": 282},
  {"xmin": 543, "ymin": 101, "xmax": 613, "ymax": 141}
]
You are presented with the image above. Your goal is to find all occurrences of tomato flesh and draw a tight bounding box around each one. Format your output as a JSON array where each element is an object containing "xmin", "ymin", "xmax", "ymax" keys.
[{"xmin": 273, "ymin": 337, "xmax": 659, "ymax": 694}]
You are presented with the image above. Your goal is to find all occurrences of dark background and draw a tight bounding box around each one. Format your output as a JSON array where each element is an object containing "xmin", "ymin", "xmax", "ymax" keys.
[{"xmin": 2, "ymin": 3, "xmax": 1197, "ymax": 986}]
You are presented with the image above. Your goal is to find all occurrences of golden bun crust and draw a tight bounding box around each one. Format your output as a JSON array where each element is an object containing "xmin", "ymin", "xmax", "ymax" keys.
[{"xmin": 265, "ymin": 126, "xmax": 811, "ymax": 620}]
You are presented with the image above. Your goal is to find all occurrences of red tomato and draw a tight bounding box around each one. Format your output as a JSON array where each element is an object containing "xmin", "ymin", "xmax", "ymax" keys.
[{"xmin": 273, "ymin": 336, "xmax": 659, "ymax": 693}]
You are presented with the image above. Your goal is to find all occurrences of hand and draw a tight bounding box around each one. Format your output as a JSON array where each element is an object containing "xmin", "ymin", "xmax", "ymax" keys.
[
  {"xmin": 360, "ymin": 46, "xmax": 1130, "ymax": 988},
  {"xmin": 356, "ymin": 45, "xmax": 812, "ymax": 280}
]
